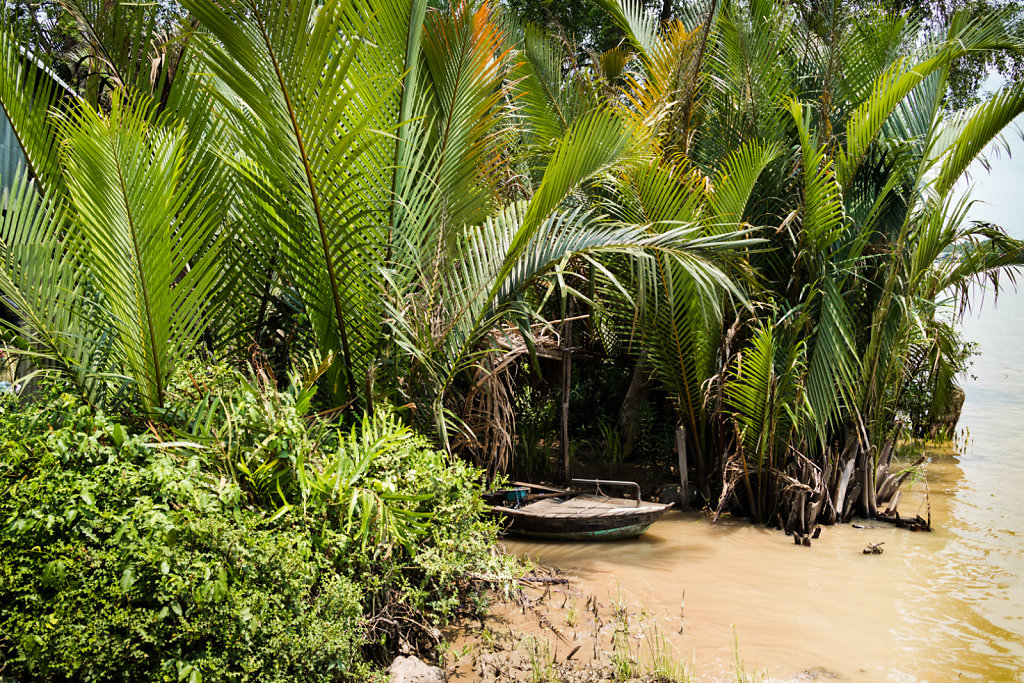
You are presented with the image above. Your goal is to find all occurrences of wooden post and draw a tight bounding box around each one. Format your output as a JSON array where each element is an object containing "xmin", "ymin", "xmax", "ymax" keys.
[
  {"xmin": 561, "ymin": 349, "xmax": 572, "ymax": 485},
  {"xmin": 561, "ymin": 324, "xmax": 573, "ymax": 486},
  {"xmin": 675, "ymin": 425, "xmax": 688, "ymax": 509}
]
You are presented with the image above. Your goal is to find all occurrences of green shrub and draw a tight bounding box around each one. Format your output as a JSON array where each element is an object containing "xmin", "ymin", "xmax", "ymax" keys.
[
  {"xmin": 0, "ymin": 389, "xmax": 366, "ymax": 681},
  {"xmin": 165, "ymin": 360, "xmax": 517, "ymax": 628},
  {"xmin": 0, "ymin": 376, "xmax": 514, "ymax": 681}
]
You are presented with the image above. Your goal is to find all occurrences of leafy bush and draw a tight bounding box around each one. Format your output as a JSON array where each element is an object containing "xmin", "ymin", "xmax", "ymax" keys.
[{"xmin": 0, "ymin": 376, "xmax": 514, "ymax": 681}]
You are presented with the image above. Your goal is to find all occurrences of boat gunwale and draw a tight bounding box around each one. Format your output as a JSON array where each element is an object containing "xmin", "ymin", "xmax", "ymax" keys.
[{"xmin": 490, "ymin": 497, "xmax": 673, "ymax": 521}]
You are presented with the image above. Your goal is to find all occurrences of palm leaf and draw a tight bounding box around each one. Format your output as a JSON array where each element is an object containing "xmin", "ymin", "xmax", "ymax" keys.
[
  {"xmin": 0, "ymin": 28, "xmax": 73, "ymax": 197},
  {"xmin": 182, "ymin": 0, "xmax": 413, "ymax": 403},
  {"xmin": 0, "ymin": 169, "xmax": 103, "ymax": 399},
  {"xmin": 932, "ymin": 82, "xmax": 1024, "ymax": 196},
  {"xmin": 838, "ymin": 8, "xmax": 1023, "ymax": 186},
  {"xmin": 57, "ymin": 92, "xmax": 229, "ymax": 410}
]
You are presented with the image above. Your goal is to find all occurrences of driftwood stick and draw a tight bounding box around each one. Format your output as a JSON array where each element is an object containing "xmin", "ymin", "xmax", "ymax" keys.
[
  {"xmin": 518, "ymin": 576, "xmax": 570, "ymax": 585},
  {"xmin": 678, "ymin": 590, "xmax": 685, "ymax": 634}
]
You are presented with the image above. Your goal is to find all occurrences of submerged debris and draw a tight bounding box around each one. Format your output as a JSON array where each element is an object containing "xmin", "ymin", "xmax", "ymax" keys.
[
  {"xmin": 863, "ymin": 542, "xmax": 885, "ymax": 555},
  {"xmin": 876, "ymin": 511, "xmax": 932, "ymax": 532}
]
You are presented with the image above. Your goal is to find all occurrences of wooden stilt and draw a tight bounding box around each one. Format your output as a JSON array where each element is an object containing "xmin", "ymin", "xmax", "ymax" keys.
[{"xmin": 675, "ymin": 425, "xmax": 688, "ymax": 509}]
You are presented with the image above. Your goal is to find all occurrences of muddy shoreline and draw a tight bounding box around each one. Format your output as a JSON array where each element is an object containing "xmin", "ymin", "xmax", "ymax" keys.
[{"xmin": 444, "ymin": 564, "xmax": 838, "ymax": 682}]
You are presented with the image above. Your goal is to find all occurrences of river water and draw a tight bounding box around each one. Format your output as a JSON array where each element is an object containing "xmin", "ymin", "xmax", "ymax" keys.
[{"xmin": 505, "ymin": 289, "xmax": 1024, "ymax": 681}]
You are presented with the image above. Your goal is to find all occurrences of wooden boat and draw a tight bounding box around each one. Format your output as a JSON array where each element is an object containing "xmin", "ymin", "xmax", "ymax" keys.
[{"xmin": 487, "ymin": 479, "xmax": 672, "ymax": 541}]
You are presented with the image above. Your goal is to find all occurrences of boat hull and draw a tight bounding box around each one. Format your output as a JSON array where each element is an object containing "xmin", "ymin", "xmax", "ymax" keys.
[
  {"xmin": 490, "ymin": 493, "xmax": 671, "ymax": 541},
  {"xmin": 496, "ymin": 520, "xmax": 656, "ymax": 541}
]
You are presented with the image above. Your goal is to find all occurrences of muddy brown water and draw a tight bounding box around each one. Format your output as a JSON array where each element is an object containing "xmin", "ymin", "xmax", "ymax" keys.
[{"xmin": 503, "ymin": 293, "xmax": 1024, "ymax": 681}]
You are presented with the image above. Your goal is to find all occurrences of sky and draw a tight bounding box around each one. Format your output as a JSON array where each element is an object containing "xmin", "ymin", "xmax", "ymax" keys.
[
  {"xmin": 963, "ymin": 128, "xmax": 1024, "ymax": 241},
  {"xmin": 957, "ymin": 75, "xmax": 1023, "ymax": 373},
  {"xmin": 962, "ymin": 76, "xmax": 1024, "ymax": 241}
]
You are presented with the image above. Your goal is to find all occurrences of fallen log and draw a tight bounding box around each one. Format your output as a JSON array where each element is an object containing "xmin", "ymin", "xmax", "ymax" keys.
[{"xmin": 875, "ymin": 511, "xmax": 931, "ymax": 532}]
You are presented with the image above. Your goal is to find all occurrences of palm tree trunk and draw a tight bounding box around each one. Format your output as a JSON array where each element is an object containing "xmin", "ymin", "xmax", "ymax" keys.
[{"xmin": 617, "ymin": 353, "xmax": 654, "ymax": 460}]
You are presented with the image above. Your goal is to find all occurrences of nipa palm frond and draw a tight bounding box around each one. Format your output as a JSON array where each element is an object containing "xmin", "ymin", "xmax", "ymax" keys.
[
  {"xmin": 0, "ymin": 169, "xmax": 105, "ymax": 401},
  {"xmin": 56, "ymin": 91, "xmax": 230, "ymax": 410},
  {"xmin": 182, "ymin": 0, "xmax": 412, "ymax": 404}
]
